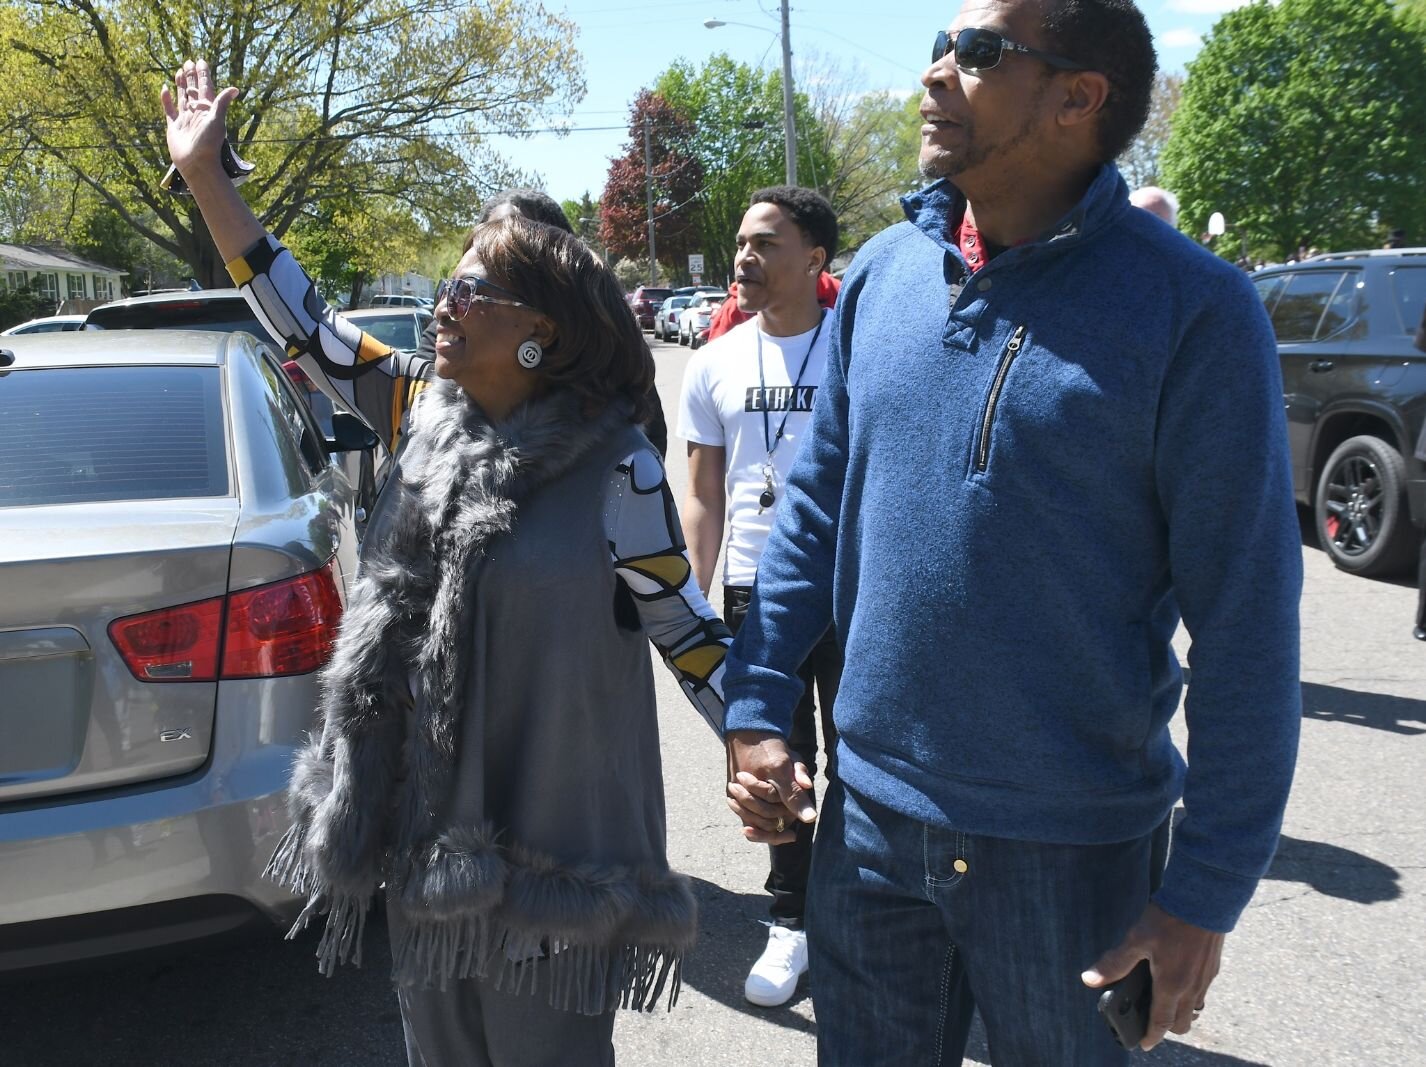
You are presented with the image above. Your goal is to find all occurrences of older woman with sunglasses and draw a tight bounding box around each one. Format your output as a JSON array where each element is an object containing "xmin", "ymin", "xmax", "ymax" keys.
[{"xmin": 163, "ymin": 60, "xmax": 732, "ymax": 1066}]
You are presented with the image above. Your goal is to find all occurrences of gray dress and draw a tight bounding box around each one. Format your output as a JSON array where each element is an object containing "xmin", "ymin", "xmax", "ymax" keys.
[{"xmin": 266, "ymin": 385, "xmax": 731, "ymax": 1067}]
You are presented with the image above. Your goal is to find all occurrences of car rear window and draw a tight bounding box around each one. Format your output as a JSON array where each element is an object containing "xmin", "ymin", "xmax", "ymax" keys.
[
  {"xmin": 85, "ymin": 300, "xmax": 275, "ymax": 343},
  {"xmin": 0, "ymin": 365, "xmax": 229, "ymax": 506},
  {"xmin": 639, "ymin": 289, "xmax": 672, "ymax": 303}
]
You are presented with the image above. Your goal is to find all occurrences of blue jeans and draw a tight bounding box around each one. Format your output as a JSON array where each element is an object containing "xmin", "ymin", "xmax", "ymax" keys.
[{"xmin": 806, "ymin": 782, "xmax": 1169, "ymax": 1066}]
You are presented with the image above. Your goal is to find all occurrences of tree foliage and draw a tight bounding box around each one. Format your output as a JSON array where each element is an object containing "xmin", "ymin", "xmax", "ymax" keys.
[
  {"xmin": 1161, "ymin": 0, "xmax": 1426, "ymax": 257},
  {"xmin": 0, "ymin": 283, "xmax": 53, "ymax": 330},
  {"xmin": 599, "ymin": 91, "xmax": 704, "ymax": 277},
  {"xmin": 1117, "ymin": 72, "xmax": 1183, "ymax": 193},
  {"xmin": 561, "ymin": 190, "xmax": 606, "ymax": 259},
  {"xmin": 0, "ymin": 0, "xmax": 583, "ymax": 286},
  {"xmin": 649, "ymin": 55, "xmax": 834, "ymax": 284},
  {"xmin": 801, "ymin": 70, "xmax": 923, "ymax": 254}
]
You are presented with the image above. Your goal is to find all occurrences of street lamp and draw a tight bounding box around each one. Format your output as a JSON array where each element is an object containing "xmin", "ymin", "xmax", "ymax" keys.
[{"xmin": 705, "ymin": 5, "xmax": 798, "ymax": 185}]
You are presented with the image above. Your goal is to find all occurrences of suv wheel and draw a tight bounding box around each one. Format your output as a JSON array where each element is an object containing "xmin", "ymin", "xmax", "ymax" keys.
[{"xmin": 1314, "ymin": 435, "xmax": 1417, "ymax": 577}]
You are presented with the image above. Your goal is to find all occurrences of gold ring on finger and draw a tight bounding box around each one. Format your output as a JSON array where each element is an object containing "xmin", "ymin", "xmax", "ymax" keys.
[{"xmin": 774, "ymin": 817, "xmax": 786, "ymax": 834}]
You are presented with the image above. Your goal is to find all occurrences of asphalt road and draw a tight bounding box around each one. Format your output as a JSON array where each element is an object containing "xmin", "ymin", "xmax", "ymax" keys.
[{"xmin": 3, "ymin": 336, "xmax": 1423, "ymax": 1066}]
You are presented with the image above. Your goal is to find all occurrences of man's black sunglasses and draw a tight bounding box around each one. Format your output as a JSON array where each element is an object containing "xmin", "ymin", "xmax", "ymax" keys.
[{"xmin": 932, "ymin": 26, "xmax": 1088, "ymax": 74}]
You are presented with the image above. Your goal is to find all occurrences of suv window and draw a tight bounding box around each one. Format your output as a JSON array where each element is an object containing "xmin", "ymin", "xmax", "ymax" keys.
[
  {"xmin": 0, "ymin": 365, "xmax": 228, "ymax": 506},
  {"xmin": 1270, "ymin": 271, "xmax": 1351, "ymax": 342},
  {"xmin": 1253, "ymin": 274, "xmax": 1287, "ymax": 316},
  {"xmin": 1388, "ymin": 267, "xmax": 1426, "ymax": 337}
]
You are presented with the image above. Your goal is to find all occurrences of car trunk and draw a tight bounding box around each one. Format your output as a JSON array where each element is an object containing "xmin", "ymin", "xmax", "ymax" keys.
[{"xmin": 0, "ymin": 500, "xmax": 239, "ymax": 803}]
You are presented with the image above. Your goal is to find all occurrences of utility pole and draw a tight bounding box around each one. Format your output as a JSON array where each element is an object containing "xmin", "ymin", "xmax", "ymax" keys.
[
  {"xmin": 644, "ymin": 114, "xmax": 658, "ymax": 287},
  {"xmin": 779, "ymin": 0, "xmax": 797, "ymax": 185}
]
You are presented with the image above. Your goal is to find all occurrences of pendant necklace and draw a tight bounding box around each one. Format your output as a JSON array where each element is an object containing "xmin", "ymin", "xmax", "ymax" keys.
[{"xmin": 756, "ymin": 311, "xmax": 826, "ymax": 515}]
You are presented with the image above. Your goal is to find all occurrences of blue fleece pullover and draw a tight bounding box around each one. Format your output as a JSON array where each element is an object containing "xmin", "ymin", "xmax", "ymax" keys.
[{"xmin": 724, "ymin": 165, "xmax": 1302, "ymax": 933}]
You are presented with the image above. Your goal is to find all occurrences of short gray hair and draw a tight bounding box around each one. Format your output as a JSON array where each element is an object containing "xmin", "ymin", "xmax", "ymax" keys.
[{"xmin": 1129, "ymin": 186, "xmax": 1179, "ymax": 227}]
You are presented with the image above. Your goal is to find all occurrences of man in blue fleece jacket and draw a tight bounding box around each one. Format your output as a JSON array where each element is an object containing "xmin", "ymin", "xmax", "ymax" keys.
[{"xmin": 721, "ymin": 0, "xmax": 1302, "ymax": 1062}]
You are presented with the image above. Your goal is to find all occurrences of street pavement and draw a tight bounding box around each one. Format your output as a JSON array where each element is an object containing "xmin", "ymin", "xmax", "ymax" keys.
[{"xmin": 2, "ymin": 336, "xmax": 1423, "ymax": 1066}]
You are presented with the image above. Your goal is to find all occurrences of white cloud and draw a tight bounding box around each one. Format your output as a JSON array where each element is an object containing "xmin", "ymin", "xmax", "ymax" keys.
[
  {"xmin": 1164, "ymin": 0, "xmax": 1250, "ymax": 13},
  {"xmin": 1158, "ymin": 27, "xmax": 1204, "ymax": 49}
]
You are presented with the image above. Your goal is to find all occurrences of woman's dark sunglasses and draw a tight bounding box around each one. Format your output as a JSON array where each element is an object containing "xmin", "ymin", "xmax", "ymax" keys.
[
  {"xmin": 435, "ymin": 275, "xmax": 535, "ymax": 318},
  {"xmin": 932, "ymin": 26, "xmax": 1088, "ymax": 74}
]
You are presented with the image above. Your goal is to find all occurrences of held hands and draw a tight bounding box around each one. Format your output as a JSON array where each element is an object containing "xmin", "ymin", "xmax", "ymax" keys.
[
  {"xmin": 160, "ymin": 59, "xmax": 240, "ymax": 182},
  {"xmin": 725, "ymin": 730, "xmax": 817, "ymax": 845},
  {"xmin": 1081, "ymin": 902, "xmax": 1225, "ymax": 1051}
]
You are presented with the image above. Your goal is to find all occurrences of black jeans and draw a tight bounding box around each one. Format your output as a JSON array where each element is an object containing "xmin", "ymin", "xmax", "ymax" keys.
[{"xmin": 724, "ymin": 585, "xmax": 842, "ymax": 928}]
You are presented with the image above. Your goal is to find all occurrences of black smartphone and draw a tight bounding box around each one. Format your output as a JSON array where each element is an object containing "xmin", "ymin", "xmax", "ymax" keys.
[{"xmin": 1097, "ymin": 959, "xmax": 1152, "ymax": 1051}]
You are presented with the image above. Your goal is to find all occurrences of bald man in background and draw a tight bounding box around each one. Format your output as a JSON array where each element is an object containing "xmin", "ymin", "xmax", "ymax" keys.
[{"xmin": 1130, "ymin": 185, "xmax": 1179, "ymax": 227}]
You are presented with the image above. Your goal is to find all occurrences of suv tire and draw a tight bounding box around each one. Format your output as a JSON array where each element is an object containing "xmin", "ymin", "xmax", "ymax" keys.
[{"xmin": 1314, "ymin": 435, "xmax": 1417, "ymax": 577}]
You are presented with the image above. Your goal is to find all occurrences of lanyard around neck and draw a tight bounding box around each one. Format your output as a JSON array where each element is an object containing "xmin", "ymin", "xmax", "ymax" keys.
[{"xmin": 756, "ymin": 311, "xmax": 826, "ymax": 460}]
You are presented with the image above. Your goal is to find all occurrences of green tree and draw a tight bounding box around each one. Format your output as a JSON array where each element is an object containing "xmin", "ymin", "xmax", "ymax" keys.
[
  {"xmin": 0, "ymin": 283, "xmax": 53, "ymax": 330},
  {"xmin": 1161, "ymin": 0, "xmax": 1426, "ymax": 258},
  {"xmin": 562, "ymin": 191, "xmax": 606, "ymax": 258},
  {"xmin": 803, "ymin": 82, "xmax": 924, "ymax": 254},
  {"xmin": 0, "ymin": 0, "xmax": 583, "ymax": 286},
  {"xmin": 652, "ymin": 54, "xmax": 835, "ymax": 283}
]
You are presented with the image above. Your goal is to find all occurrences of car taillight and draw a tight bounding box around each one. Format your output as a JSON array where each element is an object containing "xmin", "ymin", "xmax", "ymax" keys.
[
  {"xmin": 109, "ymin": 597, "xmax": 225, "ymax": 681},
  {"xmin": 109, "ymin": 562, "xmax": 344, "ymax": 682},
  {"xmin": 222, "ymin": 563, "xmax": 344, "ymax": 678},
  {"xmin": 282, "ymin": 359, "xmax": 316, "ymax": 391}
]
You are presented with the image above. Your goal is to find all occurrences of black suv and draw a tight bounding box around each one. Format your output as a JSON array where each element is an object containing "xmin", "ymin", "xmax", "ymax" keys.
[{"xmin": 1253, "ymin": 250, "xmax": 1426, "ymax": 576}]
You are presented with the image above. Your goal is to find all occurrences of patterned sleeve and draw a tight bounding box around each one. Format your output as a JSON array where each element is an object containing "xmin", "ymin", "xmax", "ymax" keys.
[
  {"xmin": 226, "ymin": 235, "xmax": 434, "ymax": 453},
  {"xmin": 604, "ymin": 447, "xmax": 730, "ymax": 737}
]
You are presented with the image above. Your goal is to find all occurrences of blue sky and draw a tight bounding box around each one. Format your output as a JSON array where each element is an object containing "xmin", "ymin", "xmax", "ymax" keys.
[{"xmin": 487, "ymin": 0, "xmax": 1248, "ymax": 205}]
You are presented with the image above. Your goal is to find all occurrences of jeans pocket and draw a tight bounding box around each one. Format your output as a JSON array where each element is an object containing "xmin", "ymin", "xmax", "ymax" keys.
[{"xmin": 923, "ymin": 825, "xmax": 968, "ymax": 898}]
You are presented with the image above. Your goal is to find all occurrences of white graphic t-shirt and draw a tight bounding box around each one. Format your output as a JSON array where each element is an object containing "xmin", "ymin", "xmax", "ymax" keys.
[{"xmin": 677, "ymin": 311, "xmax": 831, "ymax": 586}]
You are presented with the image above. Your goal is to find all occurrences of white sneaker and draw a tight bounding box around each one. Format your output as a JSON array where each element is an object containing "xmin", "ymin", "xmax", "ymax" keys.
[{"xmin": 744, "ymin": 924, "xmax": 808, "ymax": 1007}]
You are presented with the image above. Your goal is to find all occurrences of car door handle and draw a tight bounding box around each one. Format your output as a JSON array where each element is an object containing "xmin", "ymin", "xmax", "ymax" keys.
[{"xmin": 1309, "ymin": 359, "xmax": 1335, "ymax": 372}]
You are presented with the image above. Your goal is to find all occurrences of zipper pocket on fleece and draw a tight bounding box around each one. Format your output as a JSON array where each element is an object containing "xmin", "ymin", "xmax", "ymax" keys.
[{"xmin": 975, "ymin": 325, "xmax": 1026, "ymax": 472}]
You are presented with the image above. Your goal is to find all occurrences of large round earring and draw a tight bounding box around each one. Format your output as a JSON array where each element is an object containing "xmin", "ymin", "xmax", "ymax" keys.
[{"xmin": 516, "ymin": 339, "xmax": 543, "ymax": 369}]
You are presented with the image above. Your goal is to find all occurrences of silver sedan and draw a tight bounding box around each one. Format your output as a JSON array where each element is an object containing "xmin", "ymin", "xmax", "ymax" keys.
[{"xmin": 0, "ymin": 330, "xmax": 373, "ymax": 971}]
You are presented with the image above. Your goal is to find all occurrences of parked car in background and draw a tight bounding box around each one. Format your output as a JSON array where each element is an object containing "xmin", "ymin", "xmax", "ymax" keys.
[
  {"xmin": 1253, "ymin": 248, "xmax": 1426, "ymax": 577},
  {"xmin": 1, "ymin": 315, "xmax": 88, "ymax": 336},
  {"xmin": 83, "ymin": 289, "xmax": 385, "ymax": 525},
  {"xmin": 0, "ymin": 330, "xmax": 376, "ymax": 972},
  {"xmin": 338, "ymin": 307, "xmax": 432, "ymax": 353},
  {"xmin": 367, "ymin": 293, "xmax": 432, "ymax": 309},
  {"xmin": 680, "ymin": 292, "xmax": 728, "ymax": 348},
  {"xmin": 654, "ymin": 295, "xmax": 695, "ymax": 342},
  {"xmin": 627, "ymin": 286, "xmax": 673, "ymax": 331}
]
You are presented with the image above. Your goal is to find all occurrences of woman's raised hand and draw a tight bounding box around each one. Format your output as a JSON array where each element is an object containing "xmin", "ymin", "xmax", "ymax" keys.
[{"xmin": 161, "ymin": 59, "xmax": 240, "ymax": 182}]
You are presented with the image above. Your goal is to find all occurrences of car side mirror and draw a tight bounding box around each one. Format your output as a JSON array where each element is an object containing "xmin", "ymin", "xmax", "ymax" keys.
[{"xmin": 325, "ymin": 410, "xmax": 379, "ymax": 454}]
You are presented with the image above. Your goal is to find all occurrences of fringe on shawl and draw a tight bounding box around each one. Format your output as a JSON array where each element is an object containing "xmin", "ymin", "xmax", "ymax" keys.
[
  {"xmin": 264, "ymin": 819, "xmax": 691, "ymax": 1012},
  {"xmin": 263, "ymin": 822, "xmax": 371, "ymax": 976},
  {"xmin": 390, "ymin": 913, "xmax": 685, "ymax": 1015}
]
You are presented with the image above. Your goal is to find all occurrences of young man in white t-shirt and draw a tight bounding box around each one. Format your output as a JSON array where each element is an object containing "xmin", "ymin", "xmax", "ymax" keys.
[{"xmin": 677, "ymin": 186, "xmax": 842, "ymax": 1008}]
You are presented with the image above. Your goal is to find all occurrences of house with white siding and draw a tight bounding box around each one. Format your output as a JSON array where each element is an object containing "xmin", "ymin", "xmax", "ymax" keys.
[{"xmin": 0, "ymin": 244, "xmax": 127, "ymax": 314}]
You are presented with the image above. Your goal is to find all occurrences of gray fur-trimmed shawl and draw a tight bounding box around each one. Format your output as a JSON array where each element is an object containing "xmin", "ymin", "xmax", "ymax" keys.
[{"xmin": 264, "ymin": 379, "xmax": 695, "ymax": 1013}]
